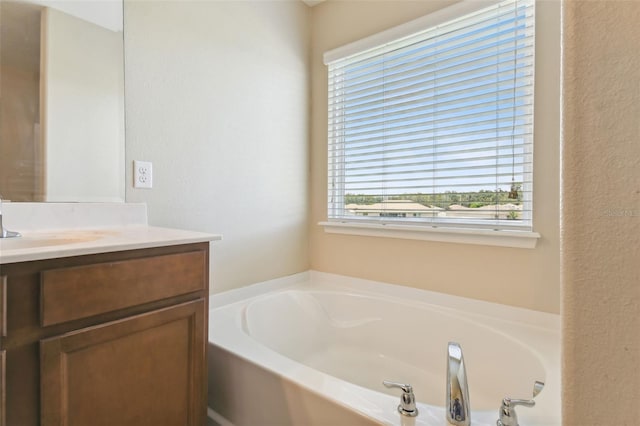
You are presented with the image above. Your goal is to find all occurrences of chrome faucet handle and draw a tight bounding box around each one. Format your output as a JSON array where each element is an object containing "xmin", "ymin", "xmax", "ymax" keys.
[
  {"xmin": 497, "ymin": 397, "xmax": 535, "ymax": 426},
  {"xmin": 383, "ymin": 380, "xmax": 419, "ymax": 417},
  {"xmin": 532, "ymin": 380, "xmax": 544, "ymax": 398},
  {"xmin": 497, "ymin": 381, "xmax": 544, "ymax": 426}
]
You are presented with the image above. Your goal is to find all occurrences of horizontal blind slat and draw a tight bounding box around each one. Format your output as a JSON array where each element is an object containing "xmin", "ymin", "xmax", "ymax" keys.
[
  {"xmin": 331, "ymin": 82, "xmax": 532, "ymax": 124},
  {"xmin": 334, "ymin": 119, "xmax": 532, "ymax": 147},
  {"xmin": 336, "ymin": 104, "xmax": 532, "ymax": 138},
  {"xmin": 330, "ymin": 133, "xmax": 532, "ymax": 159},
  {"xmin": 331, "ymin": 33, "xmax": 533, "ymax": 94},
  {"xmin": 328, "ymin": 67, "xmax": 533, "ymax": 116},
  {"xmin": 328, "ymin": 50, "xmax": 533, "ymax": 105}
]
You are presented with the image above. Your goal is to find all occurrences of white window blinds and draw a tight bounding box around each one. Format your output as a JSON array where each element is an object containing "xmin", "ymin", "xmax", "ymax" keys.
[{"xmin": 326, "ymin": 0, "xmax": 535, "ymax": 231}]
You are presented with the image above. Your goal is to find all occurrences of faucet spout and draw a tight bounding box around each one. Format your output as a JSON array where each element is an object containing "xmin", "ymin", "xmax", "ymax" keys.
[
  {"xmin": 0, "ymin": 195, "xmax": 21, "ymax": 239},
  {"xmin": 447, "ymin": 341, "xmax": 470, "ymax": 426}
]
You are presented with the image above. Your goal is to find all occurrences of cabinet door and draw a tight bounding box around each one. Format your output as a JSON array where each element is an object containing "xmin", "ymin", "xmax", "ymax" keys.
[{"xmin": 41, "ymin": 299, "xmax": 206, "ymax": 426}]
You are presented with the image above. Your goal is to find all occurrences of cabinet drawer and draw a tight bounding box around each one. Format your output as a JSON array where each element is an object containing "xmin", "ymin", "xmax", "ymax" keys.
[{"xmin": 41, "ymin": 250, "xmax": 206, "ymax": 326}]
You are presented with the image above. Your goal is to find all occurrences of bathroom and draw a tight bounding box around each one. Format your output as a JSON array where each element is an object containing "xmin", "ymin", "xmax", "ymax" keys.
[{"xmin": 0, "ymin": 0, "xmax": 638, "ymax": 425}]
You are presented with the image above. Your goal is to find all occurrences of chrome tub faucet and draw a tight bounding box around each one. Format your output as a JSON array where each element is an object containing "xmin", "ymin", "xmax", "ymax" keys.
[
  {"xmin": 0, "ymin": 195, "xmax": 21, "ymax": 238},
  {"xmin": 382, "ymin": 380, "xmax": 419, "ymax": 417},
  {"xmin": 447, "ymin": 341, "xmax": 470, "ymax": 426},
  {"xmin": 496, "ymin": 381, "xmax": 545, "ymax": 426}
]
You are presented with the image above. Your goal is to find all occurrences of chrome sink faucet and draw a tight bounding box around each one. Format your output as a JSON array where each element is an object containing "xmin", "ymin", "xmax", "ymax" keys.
[
  {"xmin": 447, "ymin": 342, "xmax": 470, "ymax": 426},
  {"xmin": 0, "ymin": 195, "xmax": 21, "ymax": 238}
]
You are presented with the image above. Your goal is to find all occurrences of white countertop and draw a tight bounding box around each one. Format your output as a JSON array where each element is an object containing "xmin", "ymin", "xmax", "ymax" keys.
[
  {"xmin": 0, "ymin": 226, "xmax": 222, "ymax": 264},
  {"xmin": 0, "ymin": 202, "xmax": 221, "ymax": 264}
]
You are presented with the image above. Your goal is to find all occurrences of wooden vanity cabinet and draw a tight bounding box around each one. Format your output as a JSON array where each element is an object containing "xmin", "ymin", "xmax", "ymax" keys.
[{"xmin": 0, "ymin": 242, "xmax": 210, "ymax": 426}]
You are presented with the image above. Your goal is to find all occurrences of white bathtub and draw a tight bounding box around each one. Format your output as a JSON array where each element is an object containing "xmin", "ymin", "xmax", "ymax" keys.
[{"xmin": 208, "ymin": 271, "xmax": 560, "ymax": 426}]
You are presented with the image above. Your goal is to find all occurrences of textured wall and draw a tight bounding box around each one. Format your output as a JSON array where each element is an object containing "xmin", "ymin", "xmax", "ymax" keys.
[
  {"xmin": 309, "ymin": 0, "xmax": 562, "ymax": 313},
  {"xmin": 124, "ymin": 1, "xmax": 311, "ymax": 292},
  {"xmin": 562, "ymin": 0, "xmax": 640, "ymax": 424}
]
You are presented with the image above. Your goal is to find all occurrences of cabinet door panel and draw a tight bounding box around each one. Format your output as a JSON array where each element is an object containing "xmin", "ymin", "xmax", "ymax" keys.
[{"xmin": 41, "ymin": 299, "xmax": 206, "ymax": 426}]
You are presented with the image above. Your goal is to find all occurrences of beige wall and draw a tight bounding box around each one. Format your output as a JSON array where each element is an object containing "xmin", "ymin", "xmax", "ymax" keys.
[
  {"xmin": 561, "ymin": 0, "xmax": 640, "ymax": 424},
  {"xmin": 124, "ymin": 0, "xmax": 310, "ymax": 292},
  {"xmin": 310, "ymin": 0, "xmax": 562, "ymax": 314}
]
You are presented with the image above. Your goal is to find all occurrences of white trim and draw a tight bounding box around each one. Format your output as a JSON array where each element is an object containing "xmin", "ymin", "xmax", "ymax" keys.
[
  {"xmin": 323, "ymin": 0, "xmax": 501, "ymax": 64},
  {"xmin": 207, "ymin": 407, "xmax": 235, "ymax": 426},
  {"xmin": 319, "ymin": 221, "xmax": 539, "ymax": 248}
]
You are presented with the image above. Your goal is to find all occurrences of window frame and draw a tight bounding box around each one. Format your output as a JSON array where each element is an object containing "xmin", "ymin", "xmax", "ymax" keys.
[{"xmin": 321, "ymin": 0, "xmax": 540, "ymax": 248}]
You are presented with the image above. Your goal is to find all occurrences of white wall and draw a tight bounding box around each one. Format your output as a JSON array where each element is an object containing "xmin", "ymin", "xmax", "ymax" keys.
[
  {"xmin": 309, "ymin": 0, "xmax": 561, "ymax": 314},
  {"xmin": 124, "ymin": 0, "xmax": 310, "ymax": 292},
  {"xmin": 42, "ymin": 7, "xmax": 125, "ymax": 202},
  {"xmin": 120, "ymin": 1, "xmax": 640, "ymax": 421}
]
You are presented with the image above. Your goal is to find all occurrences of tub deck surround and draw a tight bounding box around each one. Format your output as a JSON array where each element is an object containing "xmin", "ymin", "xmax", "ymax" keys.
[
  {"xmin": 209, "ymin": 272, "xmax": 560, "ymax": 426},
  {"xmin": 0, "ymin": 202, "xmax": 222, "ymax": 264}
]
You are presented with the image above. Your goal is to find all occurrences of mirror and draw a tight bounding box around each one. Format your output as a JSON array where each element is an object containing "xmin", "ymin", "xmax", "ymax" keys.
[{"xmin": 0, "ymin": 0, "xmax": 124, "ymax": 202}]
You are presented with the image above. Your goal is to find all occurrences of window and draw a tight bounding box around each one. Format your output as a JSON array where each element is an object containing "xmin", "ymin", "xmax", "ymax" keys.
[{"xmin": 325, "ymin": 0, "xmax": 535, "ymax": 235}]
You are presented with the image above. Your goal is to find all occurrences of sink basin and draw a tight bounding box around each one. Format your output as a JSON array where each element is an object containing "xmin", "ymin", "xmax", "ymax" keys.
[
  {"xmin": 0, "ymin": 237, "xmax": 94, "ymax": 250},
  {"xmin": 0, "ymin": 230, "xmax": 114, "ymax": 251}
]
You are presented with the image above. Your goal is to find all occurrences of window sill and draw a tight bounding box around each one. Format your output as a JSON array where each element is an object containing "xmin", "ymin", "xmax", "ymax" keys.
[{"xmin": 319, "ymin": 221, "xmax": 540, "ymax": 249}]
